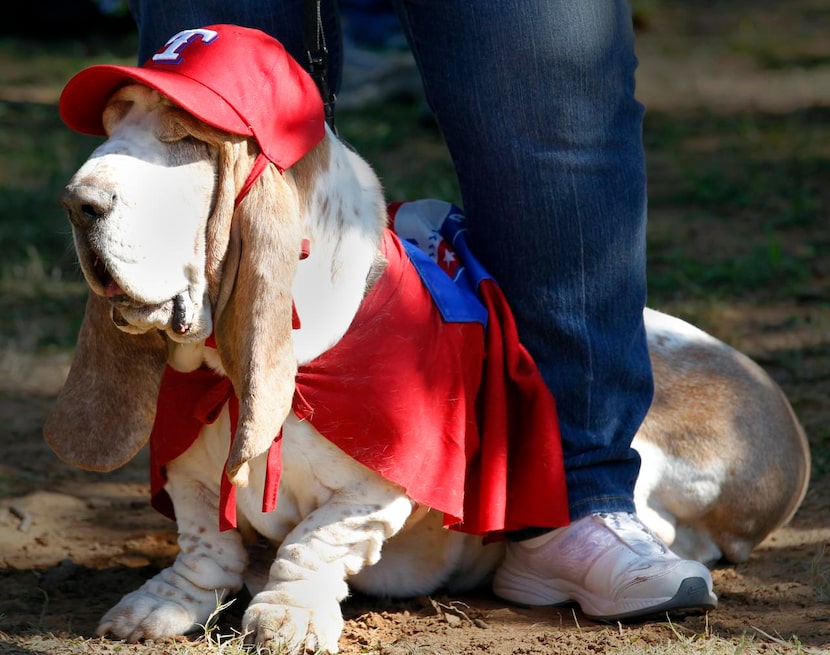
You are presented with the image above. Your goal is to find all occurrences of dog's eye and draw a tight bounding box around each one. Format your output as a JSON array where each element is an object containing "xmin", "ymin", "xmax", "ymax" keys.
[
  {"xmin": 102, "ymin": 100, "xmax": 133, "ymax": 135},
  {"xmin": 158, "ymin": 121, "xmax": 190, "ymax": 143}
]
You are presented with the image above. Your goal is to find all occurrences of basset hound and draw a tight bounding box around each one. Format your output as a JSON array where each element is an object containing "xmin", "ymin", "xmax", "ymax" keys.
[{"xmin": 45, "ymin": 25, "xmax": 810, "ymax": 654}]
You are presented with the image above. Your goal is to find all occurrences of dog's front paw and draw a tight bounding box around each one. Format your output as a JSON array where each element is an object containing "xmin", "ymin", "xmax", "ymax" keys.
[
  {"xmin": 243, "ymin": 589, "xmax": 343, "ymax": 654},
  {"xmin": 97, "ymin": 585, "xmax": 215, "ymax": 642}
]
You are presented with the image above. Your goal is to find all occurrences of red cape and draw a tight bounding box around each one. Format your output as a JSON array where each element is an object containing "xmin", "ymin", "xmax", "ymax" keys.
[{"xmin": 149, "ymin": 230, "xmax": 569, "ymax": 536}]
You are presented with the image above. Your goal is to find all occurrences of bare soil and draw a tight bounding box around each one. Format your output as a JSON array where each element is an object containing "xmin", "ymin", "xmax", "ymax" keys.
[
  {"xmin": 2, "ymin": 2, "xmax": 829, "ymax": 653},
  {"xmin": 1, "ymin": 328, "xmax": 828, "ymax": 654}
]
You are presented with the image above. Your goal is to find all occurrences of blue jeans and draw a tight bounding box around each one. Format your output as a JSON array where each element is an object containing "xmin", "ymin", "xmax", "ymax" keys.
[{"xmin": 130, "ymin": 0, "xmax": 652, "ymax": 521}]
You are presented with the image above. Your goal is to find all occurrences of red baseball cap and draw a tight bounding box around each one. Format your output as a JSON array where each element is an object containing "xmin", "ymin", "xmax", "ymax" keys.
[{"xmin": 59, "ymin": 24, "xmax": 325, "ymax": 171}]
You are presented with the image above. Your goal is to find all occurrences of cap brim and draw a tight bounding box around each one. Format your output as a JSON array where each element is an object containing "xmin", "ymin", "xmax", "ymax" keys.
[{"xmin": 59, "ymin": 64, "xmax": 252, "ymax": 139}]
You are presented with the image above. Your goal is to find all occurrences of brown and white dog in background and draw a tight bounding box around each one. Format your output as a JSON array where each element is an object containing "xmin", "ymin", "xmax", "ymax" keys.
[{"xmin": 46, "ymin": 67, "xmax": 809, "ymax": 655}]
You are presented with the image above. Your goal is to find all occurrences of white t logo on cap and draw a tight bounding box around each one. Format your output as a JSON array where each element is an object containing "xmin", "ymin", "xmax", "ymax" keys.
[{"xmin": 152, "ymin": 28, "xmax": 219, "ymax": 64}]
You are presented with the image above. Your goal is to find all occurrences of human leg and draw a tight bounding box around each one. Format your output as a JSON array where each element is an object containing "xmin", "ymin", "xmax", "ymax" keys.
[
  {"xmin": 392, "ymin": 0, "xmax": 715, "ymax": 617},
  {"xmin": 393, "ymin": 0, "xmax": 648, "ymax": 520}
]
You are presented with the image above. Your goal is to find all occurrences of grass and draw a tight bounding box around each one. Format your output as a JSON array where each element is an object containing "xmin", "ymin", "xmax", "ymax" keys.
[
  {"xmin": 642, "ymin": 109, "xmax": 829, "ymax": 304},
  {"xmin": 3, "ymin": 620, "xmax": 816, "ymax": 655},
  {"xmin": 811, "ymin": 545, "xmax": 830, "ymax": 604}
]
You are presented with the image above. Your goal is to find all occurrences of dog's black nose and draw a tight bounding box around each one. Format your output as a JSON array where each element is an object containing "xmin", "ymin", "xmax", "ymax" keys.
[{"xmin": 61, "ymin": 184, "xmax": 116, "ymax": 227}]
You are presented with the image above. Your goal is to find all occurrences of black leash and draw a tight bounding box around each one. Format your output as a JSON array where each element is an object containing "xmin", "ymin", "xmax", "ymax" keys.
[{"xmin": 304, "ymin": 0, "xmax": 337, "ymax": 133}]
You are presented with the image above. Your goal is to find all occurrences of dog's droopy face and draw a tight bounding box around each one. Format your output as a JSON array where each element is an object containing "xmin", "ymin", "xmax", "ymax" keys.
[
  {"xmin": 62, "ymin": 84, "xmax": 216, "ymax": 342},
  {"xmin": 50, "ymin": 82, "xmax": 306, "ymax": 485}
]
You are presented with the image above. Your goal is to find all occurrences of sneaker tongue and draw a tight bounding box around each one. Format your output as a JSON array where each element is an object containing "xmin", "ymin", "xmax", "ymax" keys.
[{"xmin": 600, "ymin": 512, "xmax": 669, "ymax": 557}]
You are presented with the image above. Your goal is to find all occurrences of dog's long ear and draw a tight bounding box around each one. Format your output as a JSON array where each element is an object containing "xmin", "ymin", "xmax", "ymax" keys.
[
  {"xmin": 211, "ymin": 153, "xmax": 302, "ymax": 488},
  {"xmin": 44, "ymin": 291, "xmax": 168, "ymax": 470}
]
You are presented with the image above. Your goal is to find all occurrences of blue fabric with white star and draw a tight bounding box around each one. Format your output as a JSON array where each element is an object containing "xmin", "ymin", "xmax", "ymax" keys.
[{"xmin": 395, "ymin": 201, "xmax": 490, "ymax": 328}]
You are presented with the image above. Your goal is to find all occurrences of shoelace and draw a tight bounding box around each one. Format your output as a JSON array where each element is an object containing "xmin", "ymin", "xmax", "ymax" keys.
[{"xmin": 596, "ymin": 512, "xmax": 670, "ymax": 557}]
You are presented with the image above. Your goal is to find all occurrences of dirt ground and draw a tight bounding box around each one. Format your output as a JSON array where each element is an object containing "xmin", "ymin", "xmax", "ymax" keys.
[
  {"xmin": 2, "ymin": 3, "xmax": 830, "ymax": 654},
  {"xmin": 0, "ymin": 418, "xmax": 828, "ymax": 655}
]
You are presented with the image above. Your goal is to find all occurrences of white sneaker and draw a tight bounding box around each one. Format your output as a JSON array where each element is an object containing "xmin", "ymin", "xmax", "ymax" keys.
[{"xmin": 492, "ymin": 512, "xmax": 717, "ymax": 621}]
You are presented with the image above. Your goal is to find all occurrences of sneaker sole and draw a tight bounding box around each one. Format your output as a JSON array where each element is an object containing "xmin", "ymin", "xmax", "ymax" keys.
[
  {"xmin": 582, "ymin": 577, "xmax": 718, "ymax": 622},
  {"xmin": 495, "ymin": 573, "xmax": 717, "ymax": 622}
]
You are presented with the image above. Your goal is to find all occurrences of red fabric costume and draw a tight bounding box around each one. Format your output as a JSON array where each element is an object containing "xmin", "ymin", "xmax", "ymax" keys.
[{"xmin": 150, "ymin": 204, "xmax": 569, "ymax": 537}]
